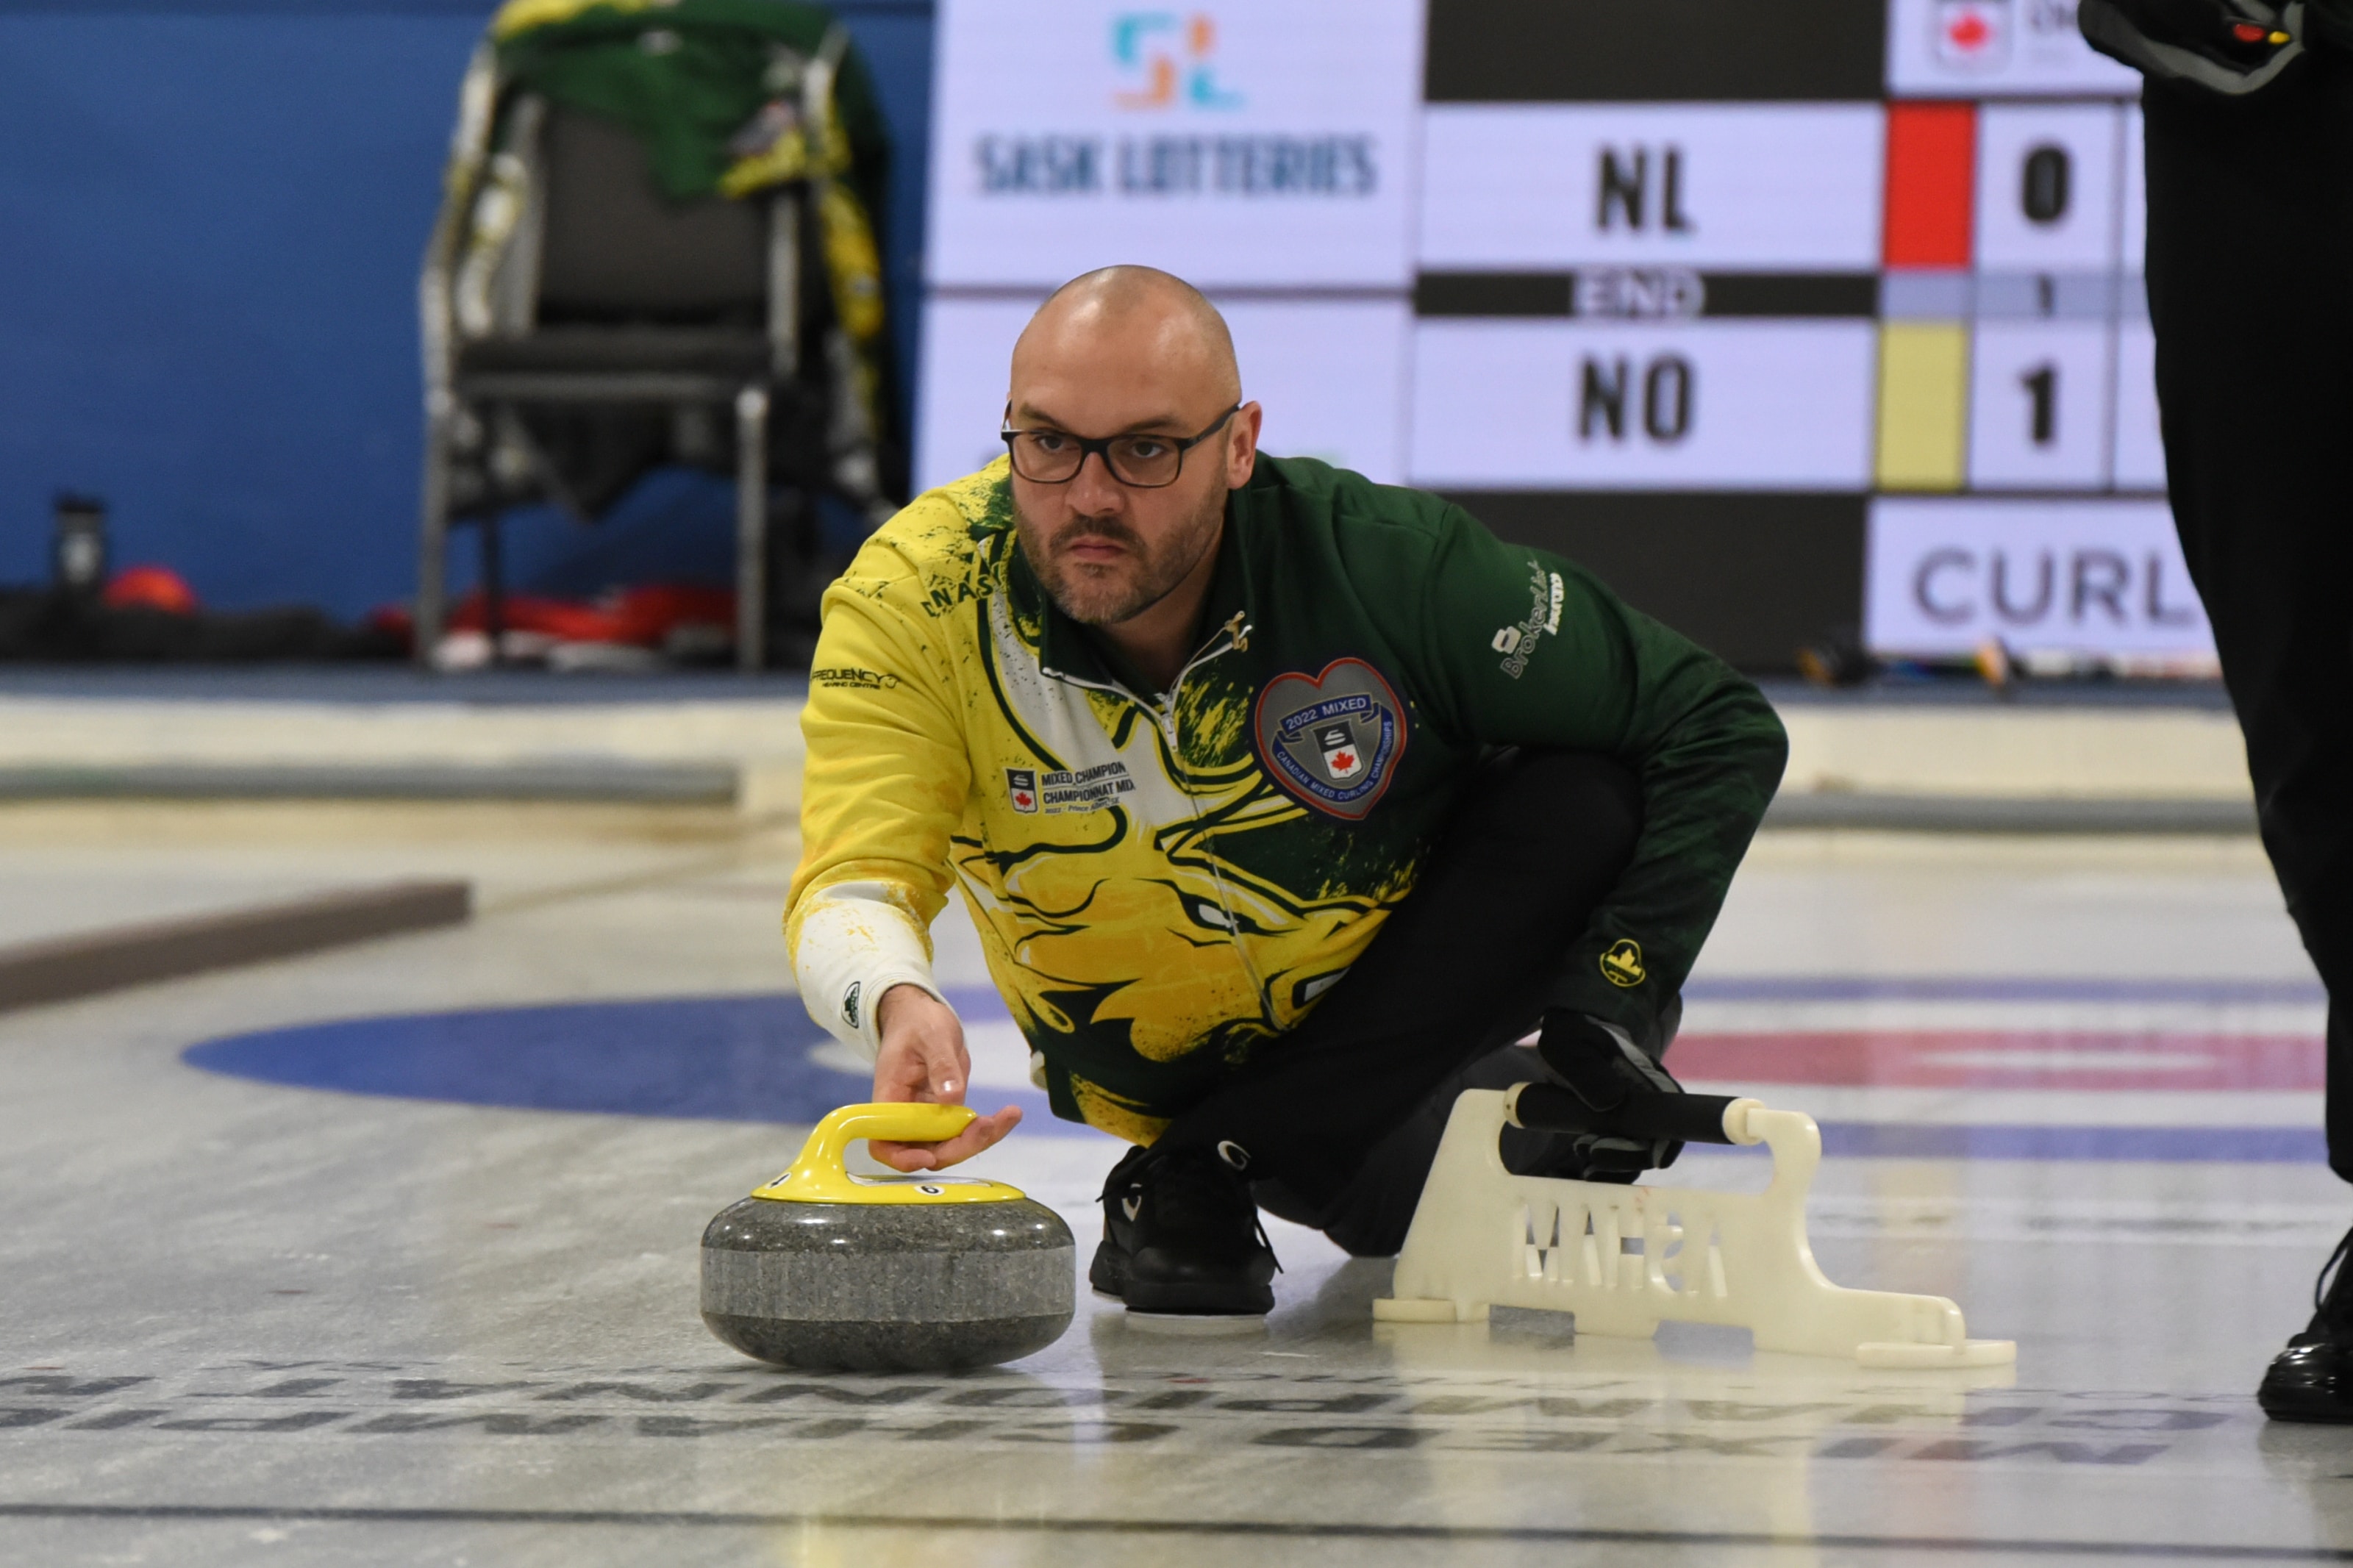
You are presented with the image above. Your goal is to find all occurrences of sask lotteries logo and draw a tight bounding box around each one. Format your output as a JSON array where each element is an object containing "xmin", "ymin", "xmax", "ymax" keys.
[
  {"xmin": 1253, "ymin": 658, "xmax": 1407, "ymax": 822},
  {"xmin": 1111, "ymin": 12, "xmax": 1245, "ymax": 110},
  {"xmin": 1935, "ymin": 0, "xmax": 2013, "ymax": 69},
  {"xmin": 977, "ymin": 10, "xmax": 1372, "ymax": 198}
]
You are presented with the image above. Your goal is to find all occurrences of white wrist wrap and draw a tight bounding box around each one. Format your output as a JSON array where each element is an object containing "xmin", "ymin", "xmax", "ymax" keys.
[{"xmin": 790, "ymin": 881, "xmax": 951, "ymax": 1061}]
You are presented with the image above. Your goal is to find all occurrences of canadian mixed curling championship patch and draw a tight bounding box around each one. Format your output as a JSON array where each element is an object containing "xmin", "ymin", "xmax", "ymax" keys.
[{"xmin": 1252, "ymin": 657, "xmax": 1407, "ymax": 821}]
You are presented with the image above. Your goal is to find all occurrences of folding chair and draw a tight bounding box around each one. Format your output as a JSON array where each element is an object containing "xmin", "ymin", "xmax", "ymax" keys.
[{"xmin": 418, "ymin": 17, "xmax": 888, "ymax": 671}]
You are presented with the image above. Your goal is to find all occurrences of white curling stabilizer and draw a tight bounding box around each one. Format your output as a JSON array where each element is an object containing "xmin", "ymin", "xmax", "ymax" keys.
[{"xmin": 1373, "ymin": 1089, "xmax": 2015, "ymax": 1368}]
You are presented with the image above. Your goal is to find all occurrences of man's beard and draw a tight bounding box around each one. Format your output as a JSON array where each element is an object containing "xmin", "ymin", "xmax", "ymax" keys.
[{"xmin": 1013, "ymin": 482, "xmax": 1226, "ymax": 627}]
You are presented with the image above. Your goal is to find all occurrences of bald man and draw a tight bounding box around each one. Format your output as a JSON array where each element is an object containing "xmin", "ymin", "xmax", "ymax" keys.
[{"xmin": 786, "ymin": 266, "xmax": 1786, "ymax": 1315}]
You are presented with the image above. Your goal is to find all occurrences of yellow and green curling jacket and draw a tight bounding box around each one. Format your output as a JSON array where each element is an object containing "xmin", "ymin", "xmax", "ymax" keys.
[{"xmin": 787, "ymin": 455, "xmax": 1787, "ymax": 1144}]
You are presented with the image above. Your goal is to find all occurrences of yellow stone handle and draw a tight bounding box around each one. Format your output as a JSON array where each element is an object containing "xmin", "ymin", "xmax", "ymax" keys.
[
  {"xmin": 795, "ymin": 1101, "xmax": 975, "ymax": 1177},
  {"xmin": 749, "ymin": 1102, "xmax": 1024, "ymax": 1205}
]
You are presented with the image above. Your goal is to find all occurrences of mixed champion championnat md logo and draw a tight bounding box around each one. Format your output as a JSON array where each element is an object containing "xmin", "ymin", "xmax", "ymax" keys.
[
  {"xmin": 1253, "ymin": 658, "xmax": 1407, "ymax": 821},
  {"xmin": 1111, "ymin": 12, "xmax": 1245, "ymax": 110}
]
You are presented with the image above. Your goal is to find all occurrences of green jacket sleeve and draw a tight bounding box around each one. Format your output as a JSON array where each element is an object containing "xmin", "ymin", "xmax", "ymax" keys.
[{"xmin": 1394, "ymin": 501, "xmax": 1788, "ymax": 1045}]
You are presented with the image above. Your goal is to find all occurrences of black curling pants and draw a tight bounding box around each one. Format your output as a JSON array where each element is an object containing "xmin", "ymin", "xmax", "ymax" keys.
[
  {"xmin": 1153, "ymin": 748, "xmax": 1648, "ymax": 1256},
  {"xmin": 2143, "ymin": 60, "xmax": 2353, "ymax": 1181}
]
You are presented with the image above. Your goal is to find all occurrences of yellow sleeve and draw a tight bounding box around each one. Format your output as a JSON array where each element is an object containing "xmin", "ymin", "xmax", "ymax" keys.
[{"xmin": 784, "ymin": 531, "xmax": 974, "ymax": 1059}]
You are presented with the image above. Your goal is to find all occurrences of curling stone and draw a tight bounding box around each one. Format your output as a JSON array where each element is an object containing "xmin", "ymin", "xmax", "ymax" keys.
[{"xmin": 701, "ymin": 1102, "xmax": 1074, "ymax": 1372}]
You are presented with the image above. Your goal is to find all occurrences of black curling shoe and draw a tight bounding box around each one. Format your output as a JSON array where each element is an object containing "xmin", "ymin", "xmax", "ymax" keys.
[
  {"xmin": 1090, "ymin": 1142, "xmax": 1278, "ymax": 1315},
  {"xmin": 2260, "ymin": 1227, "xmax": 2353, "ymax": 1422}
]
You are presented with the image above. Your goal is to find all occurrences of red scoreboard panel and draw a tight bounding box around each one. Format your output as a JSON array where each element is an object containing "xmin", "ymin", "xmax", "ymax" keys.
[{"xmin": 1416, "ymin": 0, "xmax": 2210, "ymax": 670}]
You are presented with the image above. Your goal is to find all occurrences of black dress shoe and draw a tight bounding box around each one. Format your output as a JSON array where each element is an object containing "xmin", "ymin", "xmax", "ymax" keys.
[
  {"xmin": 1090, "ymin": 1142, "xmax": 1277, "ymax": 1315},
  {"xmin": 2260, "ymin": 1228, "xmax": 2353, "ymax": 1422}
]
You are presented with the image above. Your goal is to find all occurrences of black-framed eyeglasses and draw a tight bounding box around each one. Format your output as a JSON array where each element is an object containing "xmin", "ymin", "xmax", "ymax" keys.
[{"xmin": 1000, "ymin": 403, "xmax": 1242, "ymax": 489}]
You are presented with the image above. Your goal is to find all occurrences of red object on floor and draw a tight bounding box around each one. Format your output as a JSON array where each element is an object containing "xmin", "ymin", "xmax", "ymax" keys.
[
  {"xmin": 600, "ymin": 584, "xmax": 737, "ymax": 646},
  {"xmin": 102, "ymin": 565, "xmax": 200, "ymax": 615},
  {"xmin": 439, "ymin": 584, "xmax": 735, "ymax": 646}
]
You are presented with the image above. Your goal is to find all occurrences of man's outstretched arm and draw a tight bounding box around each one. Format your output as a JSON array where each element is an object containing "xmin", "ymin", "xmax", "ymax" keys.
[{"xmin": 788, "ymin": 554, "xmax": 1018, "ymax": 1167}]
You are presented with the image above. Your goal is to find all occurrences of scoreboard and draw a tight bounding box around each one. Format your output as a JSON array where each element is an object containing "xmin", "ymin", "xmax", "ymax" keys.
[{"xmin": 918, "ymin": 0, "xmax": 2213, "ymax": 670}]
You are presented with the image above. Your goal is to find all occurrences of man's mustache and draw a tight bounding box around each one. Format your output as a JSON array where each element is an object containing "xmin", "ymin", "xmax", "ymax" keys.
[{"xmin": 1048, "ymin": 516, "xmax": 1144, "ymax": 554}]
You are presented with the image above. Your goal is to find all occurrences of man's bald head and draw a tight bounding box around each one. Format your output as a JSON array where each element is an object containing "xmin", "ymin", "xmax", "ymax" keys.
[
  {"xmin": 1011, "ymin": 265, "xmax": 1242, "ymax": 415},
  {"xmin": 1001, "ymin": 265, "xmax": 1261, "ymax": 645}
]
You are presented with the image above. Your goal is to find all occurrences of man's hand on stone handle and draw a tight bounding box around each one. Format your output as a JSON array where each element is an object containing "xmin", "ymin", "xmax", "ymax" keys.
[{"xmin": 868, "ymin": 984, "xmax": 1022, "ymax": 1172}]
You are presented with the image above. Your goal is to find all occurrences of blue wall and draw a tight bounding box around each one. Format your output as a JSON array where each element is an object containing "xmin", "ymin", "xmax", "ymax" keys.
[{"xmin": 0, "ymin": 0, "xmax": 935, "ymax": 618}]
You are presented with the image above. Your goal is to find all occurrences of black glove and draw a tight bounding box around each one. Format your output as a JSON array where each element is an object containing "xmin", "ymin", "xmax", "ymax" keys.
[
  {"xmin": 2081, "ymin": 0, "xmax": 2304, "ymax": 93},
  {"xmin": 1527, "ymin": 1012, "xmax": 1688, "ymax": 1181}
]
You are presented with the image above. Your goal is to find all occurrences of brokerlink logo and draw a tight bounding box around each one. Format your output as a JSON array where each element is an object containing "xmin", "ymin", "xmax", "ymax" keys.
[{"xmin": 1112, "ymin": 12, "xmax": 1244, "ymax": 110}]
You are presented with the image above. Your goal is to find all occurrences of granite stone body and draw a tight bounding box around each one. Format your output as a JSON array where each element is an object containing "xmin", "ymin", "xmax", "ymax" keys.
[{"xmin": 700, "ymin": 1195, "xmax": 1075, "ymax": 1371}]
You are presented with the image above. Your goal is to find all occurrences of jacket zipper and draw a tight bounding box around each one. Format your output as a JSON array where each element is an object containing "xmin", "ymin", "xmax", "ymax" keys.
[{"xmin": 1040, "ymin": 612, "xmax": 1264, "ymax": 998}]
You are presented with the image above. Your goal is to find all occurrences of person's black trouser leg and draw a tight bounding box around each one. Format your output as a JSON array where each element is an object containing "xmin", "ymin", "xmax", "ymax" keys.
[
  {"xmin": 1152, "ymin": 748, "xmax": 1646, "ymax": 1253},
  {"xmin": 2144, "ymin": 60, "xmax": 2353, "ymax": 1181}
]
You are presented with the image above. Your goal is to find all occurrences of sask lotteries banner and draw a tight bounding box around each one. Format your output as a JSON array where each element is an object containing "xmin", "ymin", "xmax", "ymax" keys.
[
  {"xmin": 918, "ymin": 0, "xmax": 2213, "ymax": 671},
  {"xmin": 917, "ymin": 0, "xmax": 1424, "ymax": 487}
]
